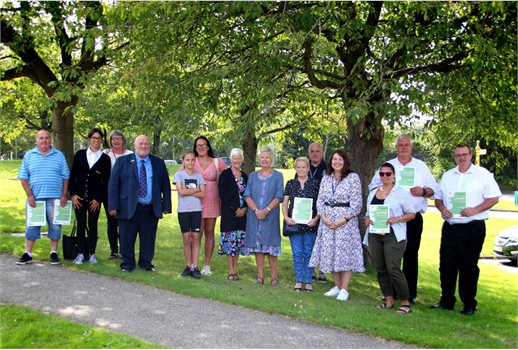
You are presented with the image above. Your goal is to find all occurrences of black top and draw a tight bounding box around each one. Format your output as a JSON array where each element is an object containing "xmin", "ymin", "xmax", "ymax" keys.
[
  {"xmin": 283, "ymin": 177, "xmax": 319, "ymax": 234},
  {"xmin": 69, "ymin": 149, "xmax": 111, "ymax": 202},
  {"xmin": 218, "ymin": 167, "xmax": 248, "ymax": 232}
]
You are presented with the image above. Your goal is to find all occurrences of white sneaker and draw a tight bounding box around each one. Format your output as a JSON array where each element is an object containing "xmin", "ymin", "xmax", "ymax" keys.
[
  {"xmin": 336, "ymin": 289, "xmax": 349, "ymax": 301},
  {"xmin": 88, "ymin": 254, "xmax": 97, "ymax": 264},
  {"xmin": 74, "ymin": 254, "xmax": 84, "ymax": 265},
  {"xmin": 324, "ymin": 286, "xmax": 340, "ymax": 297},
  {"xmin": 201, "ymin": 265, "xmax": 212, "ymax": 276}
]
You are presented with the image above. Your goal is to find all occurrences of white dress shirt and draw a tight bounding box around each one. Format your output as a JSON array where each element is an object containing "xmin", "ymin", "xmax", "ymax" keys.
[
  {"xmin": 86, "ymin": 147, "xmax": 103, "ymax": 169},
  {"xmin": 435, "ymin": 164, "xmax": 502, "ymax": 224},
  {"xmin": 369, "ymin": 157, "xmax": 437, "ymax": 213}
]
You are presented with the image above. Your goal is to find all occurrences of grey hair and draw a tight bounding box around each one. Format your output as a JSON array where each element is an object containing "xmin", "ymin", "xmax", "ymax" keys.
[
  {"xmin": 294, "ymin": 156, "xmax": 310, "ymax": 168},
  {"xmin": 109, "ymin": 130, "xmax": 127, "ymax": 148},
  {"xmin": 230, "ymin": 148, "xmax": 244, "ymax": 159},
  {"xmin": 308, "ymin": 142, "xmax": 323, "ymax": 153},
  {"xmin": 259, "ymin": 146, "xmax": 274, "ymax": 162},
  {"xmin": 395, "ymin": 134, "xmax": 413, "ymax": 147}
]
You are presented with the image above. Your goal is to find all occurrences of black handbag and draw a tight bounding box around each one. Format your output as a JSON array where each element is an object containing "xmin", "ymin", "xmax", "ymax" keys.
[
  {"xmin": 283, "ymin": 222, "xmax": 299, "ymax": 237},
  {"xmin": 62, "ymin": 220, "xmax": 78, "ymax": 260}
]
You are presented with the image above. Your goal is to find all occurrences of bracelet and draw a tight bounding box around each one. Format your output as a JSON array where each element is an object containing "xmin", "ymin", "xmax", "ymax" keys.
[{"xmin": 266, "ymin": 207, "xmax": 271, "ymax": 212}]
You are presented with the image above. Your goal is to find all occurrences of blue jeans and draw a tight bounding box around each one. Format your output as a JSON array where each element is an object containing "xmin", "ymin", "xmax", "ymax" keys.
[
  {"xmin": 289, "ymin": 233, "xmax": 317, "ymax": 284},
  {"xmin": 25, "ymin": 198, "xmax": 62, "ymax": 240}
]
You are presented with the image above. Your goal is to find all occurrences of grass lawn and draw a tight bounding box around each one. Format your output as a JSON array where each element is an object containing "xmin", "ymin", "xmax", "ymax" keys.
[
  {"xmin": 1, "ymin": 161, "xmax": 517, "ymax": 348},
  {"xmin": 0, "ymin": 304, "xmax": 162, "ymax": 348}
]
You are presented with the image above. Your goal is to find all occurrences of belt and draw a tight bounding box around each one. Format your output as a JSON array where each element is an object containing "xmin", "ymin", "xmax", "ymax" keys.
[
  {"xmin": 324, "ymin": 202, "xmax": 350, "ymax": 208},
  {"xmin": 137, "ymin": 203, "xmax": 152, "ymax": 207}
]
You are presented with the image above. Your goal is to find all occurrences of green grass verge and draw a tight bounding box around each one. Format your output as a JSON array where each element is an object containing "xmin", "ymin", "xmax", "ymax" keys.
[
  {"xmin": 1, "ymin": 161, "xmax": 517, "ymax": 348},
  {"xmin": 0, "ymin": 304, "xmax": 162, "ymax": 348}
]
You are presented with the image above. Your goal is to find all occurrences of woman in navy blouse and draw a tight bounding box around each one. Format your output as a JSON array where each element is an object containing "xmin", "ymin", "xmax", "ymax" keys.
[{"xmin": 282, "ymin": 157, "xmax": 320, "ymax": 292}]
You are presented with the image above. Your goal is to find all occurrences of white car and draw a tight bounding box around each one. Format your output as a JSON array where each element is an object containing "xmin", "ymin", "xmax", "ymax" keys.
[{"xmin": 493, "ymin": 225, "xmax": 518, "ymax": 262}]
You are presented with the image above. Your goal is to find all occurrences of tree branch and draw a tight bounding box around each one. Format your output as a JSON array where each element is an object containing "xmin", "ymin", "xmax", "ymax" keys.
[
  {"xmin": 303, "ymin": 37, "xmax": 342, "ymax": 90},
  {"xmin": 386, "ymin": 51, "xmax": 469, "ymax": 79}
]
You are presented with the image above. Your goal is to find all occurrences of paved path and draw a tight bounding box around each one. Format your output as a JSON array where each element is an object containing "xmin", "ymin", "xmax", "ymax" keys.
[{"xmin": 0, "ymin": 254, "xmax": 408, "ymax": 349}]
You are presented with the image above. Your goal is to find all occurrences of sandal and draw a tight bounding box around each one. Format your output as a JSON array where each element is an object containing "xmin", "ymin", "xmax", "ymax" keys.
[
  {"xmin": 271, "ymin": 279, "xmax": 279, "ymax": 287},
  {"xmin": 304, "ymin": 284, "xmax": 313, "ymax": 292},
  {"xmin": 256, "ymin": 277, "xmax": 264, "ymax": 285},
  {"xmin": 396, "ymin": 304, "xmax": 412, "ymax": 314},
  {"xmin": 228, "ymin": 274, "xmax": 234, "ymax": 280},
  {"xmin": 233, "ymin": 274, "xmax": 240, "ymax": 281},
  {"xmin": 293, "ymin": 282, "xmax": 303, "ymax": 291},
  {"xmin": 376, "ymin": 303, "xmax": 394, "ymax": 309}
]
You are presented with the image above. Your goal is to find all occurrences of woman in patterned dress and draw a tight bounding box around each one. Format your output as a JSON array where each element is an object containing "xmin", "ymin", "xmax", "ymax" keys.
[
  {"xmin": 192, "ymin": 136, "xmax": 228, "ymax": 276},
  {"xmin": 244, "ymin": 146, "xmax": 284, "ymax": 285},
  {"xmin": 218, "ymin": 148, "xmax": 248, "ymax": 280},
  {"xmin": 309, "ymin": 150, "xmax": 365, "ymax": 301}
]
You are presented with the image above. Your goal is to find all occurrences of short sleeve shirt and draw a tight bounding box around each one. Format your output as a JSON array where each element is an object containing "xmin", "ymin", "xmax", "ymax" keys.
[{"xmin": 173, "ymin": 170, "xmax": 206, "ymax": 213}]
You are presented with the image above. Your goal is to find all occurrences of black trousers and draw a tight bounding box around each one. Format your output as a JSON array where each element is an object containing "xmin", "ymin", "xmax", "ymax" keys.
[
  {"xmin": 439, "ymin": 220, "xmax": 485, "ymax": 309},
  {"xmin": 403, "ymin": 212, "xmax": 423, "ymax": 299},
  {"xmin": 75, "ymin": 198, "xmax": 101, "ymax": 255},
  {"xmin": 118, "ymin": 204, "xmax": 158, "ymax": 270},
  {"xmin": 104, "ymin": 202, "xmax": 119, "ymax": 254}
]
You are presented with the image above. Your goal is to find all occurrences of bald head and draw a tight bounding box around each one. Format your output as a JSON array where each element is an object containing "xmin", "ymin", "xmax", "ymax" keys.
[{"xmin": 134, "ymin": 135, "xmax": 151, "ymax": 159}]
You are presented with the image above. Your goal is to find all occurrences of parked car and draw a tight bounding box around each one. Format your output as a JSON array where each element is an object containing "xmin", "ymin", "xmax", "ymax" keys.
[
  {"xmin": 164, "ymin": 160, "xmax": 177, "ymax": 165},
  {"xmin": 219, "ymin": 157, "xmax": 231, "ymax": 167},
  {"xmin": 493, "ymin": 225, "xmax": 518, "ymax": 263}
]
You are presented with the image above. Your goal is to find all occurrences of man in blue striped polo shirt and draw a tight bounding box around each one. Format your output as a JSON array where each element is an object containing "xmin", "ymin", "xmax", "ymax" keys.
[{"xmin": 16, "ymin": 129, "xmax": 70, "ymax": 265}]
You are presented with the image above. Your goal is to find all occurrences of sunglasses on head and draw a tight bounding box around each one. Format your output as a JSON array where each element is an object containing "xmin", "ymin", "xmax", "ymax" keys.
[{"xmin": 379, "ymin": 172, "xmax": 393, "ymax": 177}]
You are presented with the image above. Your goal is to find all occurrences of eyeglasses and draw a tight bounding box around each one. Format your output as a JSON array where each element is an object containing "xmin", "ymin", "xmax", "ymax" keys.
[
  {"xmin": 90, "ymin": 136, "xmax": 102, "ymax": 140},
  {"xmin": 196, "ymin": 144, "xmax": 208, "ymax": 149},
  {"xmin": 379, "ymin": 172, "xmax": 393, "ymax": 177}
]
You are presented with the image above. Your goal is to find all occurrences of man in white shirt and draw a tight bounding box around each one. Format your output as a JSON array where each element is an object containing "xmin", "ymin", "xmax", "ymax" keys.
[
  {"xmin": 433, "ymin": 144, "xmax": 501, "ymax": 315},
  {"xmin": 369, "ymin": 135, "xmax": 437, "ymax": 303}
]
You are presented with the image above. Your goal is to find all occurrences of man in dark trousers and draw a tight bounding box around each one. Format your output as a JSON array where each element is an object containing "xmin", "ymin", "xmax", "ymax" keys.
[{"xmin": 108, "ymin": 135, "xmax": 171, "ymax": 272}]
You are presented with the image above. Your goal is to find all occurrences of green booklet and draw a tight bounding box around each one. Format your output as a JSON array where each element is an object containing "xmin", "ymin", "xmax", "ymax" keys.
[
  {"xmin": 26, "ymin": 201, "xmax": 46, "ymax": 227},
  {"xmin": 369, "ymin": 204, "xmax": 390, "ymax": 234},
  {"xmin": 292, "ymin": 197, "xmax": 313, "ymax": 224},
  {"xmin": 447, "ymin": 191, "xmax": 466, "ymax": 218},
  {"xmin": 396, "ymin": 166, "xmax": 415, "ymax": 188},
  {"xmin": 53, "ymin": 200, "xmax": 72, "ymax": 225}
]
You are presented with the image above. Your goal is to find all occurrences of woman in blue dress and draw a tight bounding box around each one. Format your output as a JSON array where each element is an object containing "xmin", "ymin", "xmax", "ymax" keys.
[{"xmin": 244, "ymin": 146, "xmax": 284, "ymax": 286}]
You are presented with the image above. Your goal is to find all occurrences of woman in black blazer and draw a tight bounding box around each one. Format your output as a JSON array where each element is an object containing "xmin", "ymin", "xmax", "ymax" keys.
[
  {"xmin": 69, "ymin": 128, "xmax": 111, "ymax": 264},
  {"xmin": 218, "ymin": 148, "xmax": 248, "ymax": 280}
]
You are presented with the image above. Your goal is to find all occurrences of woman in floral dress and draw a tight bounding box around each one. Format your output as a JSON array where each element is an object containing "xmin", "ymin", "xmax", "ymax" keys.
[
  {"xmin": 309, "ymin": 149, "xmax": 365, "ymax": 301},
  {"xmin": 218, "ymin": 148, "xmax": 248, "ymax": 280}
]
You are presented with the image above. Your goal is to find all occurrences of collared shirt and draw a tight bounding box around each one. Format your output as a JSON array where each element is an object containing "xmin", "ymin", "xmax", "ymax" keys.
[
  {"xmin": 17, "ymin": 146, "xmax": 70, "ymax": 199},
  {"xmin": 435, "ymin": 163, "xmax": 501, "ymax": 224},
  {"xmin": 104, "ymin": 148, "xmax": 133, "ymax": 169},
  {"xmin": 136, "ymin": 154, "xmax": 153, "ymax": 205},
  {"xmin": 368, "ymin": 157, "xmax": 437, "ymax": 213},
  {"xmin": 86, "ymin": 147, "xmax": 103, "ymax": 169},
  {"xmin": 363, "ymin": 185, "xmax": 416, "ymax": 245}
]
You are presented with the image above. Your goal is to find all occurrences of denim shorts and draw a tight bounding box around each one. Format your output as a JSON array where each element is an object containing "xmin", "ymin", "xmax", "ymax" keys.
[{"xmin": 25, "ymin": 198, "xmax": 62, "ymax": 240}]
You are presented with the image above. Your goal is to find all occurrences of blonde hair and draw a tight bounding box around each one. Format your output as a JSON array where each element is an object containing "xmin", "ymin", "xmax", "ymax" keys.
[
  {"xmin": 181, "ymin": 150, "xmax": 196, "ymax": 160},
  {"xmin": 294, "ymin": 157, "xmax": 310, "ymax": 168}
]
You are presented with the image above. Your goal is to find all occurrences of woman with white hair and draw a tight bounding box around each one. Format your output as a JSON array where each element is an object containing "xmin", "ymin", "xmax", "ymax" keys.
[
  {"xmin": 218, "ymin": 148, "xmax": 248, "ymax": 280},
  {"xmin": 244, "ymin": 146, "xmax": 284, "ymax": 286}
]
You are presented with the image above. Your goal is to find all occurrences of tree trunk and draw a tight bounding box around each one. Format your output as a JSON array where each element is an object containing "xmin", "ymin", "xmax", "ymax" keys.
[
  {"xmin": 346, "ymin": 111, "xmax": 384, "ymax": 269},
  {"xmin": 52, "ymin": 99, "xmax": 76, "ymax": 167},
  {"xmin": 242, "ymin": 132, "xmax": 258, "ymax": 175},
  {"xmin": 152, "ymin": 128, "xmax": 161, "ymax": 157}
]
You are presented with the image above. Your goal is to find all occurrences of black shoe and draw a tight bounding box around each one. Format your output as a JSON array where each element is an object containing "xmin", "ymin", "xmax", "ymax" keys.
[
  {"xmin": 191, "ymin": 267, "xmax": 201, "ymax": 279},
  {"xmin": 145, "ymin": 266, "xmax": 156, "ymax": 272},
  {"xmin": 430, "ymin": 302, "xmax": 454, "ymax": 310},
  {"xmin": 460, "ymin": 307, "xmax": 476, "ymax": 315},
  {"xmin": 121, "ymin": 268, "xmax": 133, "ymax": 272},
  {"xmin": 50, "ymin": 252, "xmax": 60, "ymax": 265},
  {"xmin": 409, "ymin": 297, "xmax": 417, "ymax": 305},
  {"xmin": 312, "ymin": 272, "xmax": 317, "ymax": 280},
  {"xmin": 181, "ymin": 266, "xmax": 192, "ymax": 277},
  {"xmin": 109, "ymin": 253, "xmax": 119, "ymax": 259},
  {"xmin": 16, "ymin": 253, "xmax": 32, "ymax": 265},
  {"xmin": 317, "ymin": 273, "xmax": 328, "ymax": 283}
]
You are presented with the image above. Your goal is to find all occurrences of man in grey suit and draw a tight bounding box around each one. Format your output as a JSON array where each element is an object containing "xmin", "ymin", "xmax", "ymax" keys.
[{"xmin": 108, "ymin": 135, "xmax": 172, "ymax": 272}]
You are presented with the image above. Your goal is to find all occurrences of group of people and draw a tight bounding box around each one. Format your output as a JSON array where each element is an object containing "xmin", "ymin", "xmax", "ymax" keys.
[{"xmin": 16, "ymin": 129, "xmax": 501, "ymax": 317}]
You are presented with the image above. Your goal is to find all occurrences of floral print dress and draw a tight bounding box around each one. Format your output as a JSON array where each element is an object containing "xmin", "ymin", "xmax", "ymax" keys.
[{"xmin": 218, "ymin": 176, "xmax": 247, "ymax": 256}]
